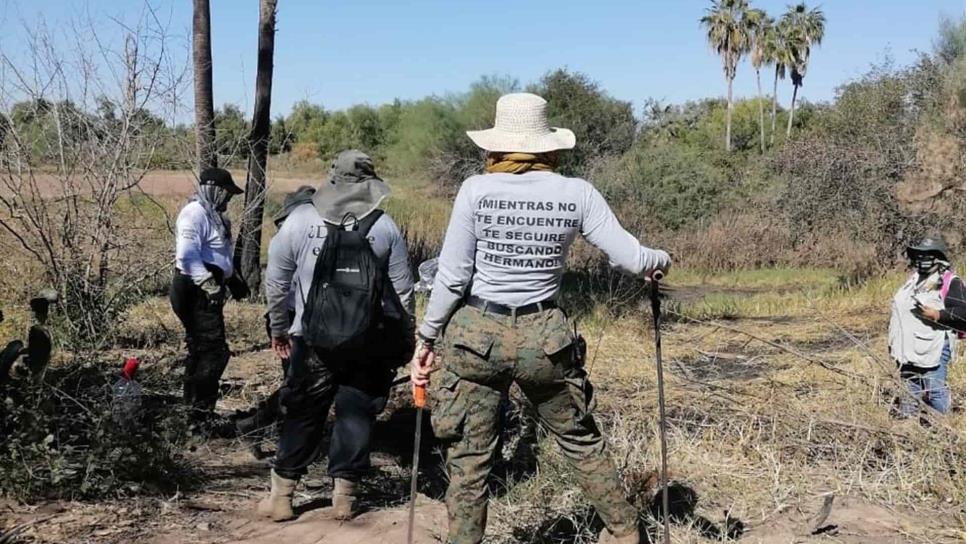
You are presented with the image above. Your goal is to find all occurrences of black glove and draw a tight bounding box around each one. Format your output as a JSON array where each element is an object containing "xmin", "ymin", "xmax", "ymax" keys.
[
  {"xmin": 198, "ymin": 277, "xmax": 226, "ymax": 307},
  {"xmin": 227, "ymin": 274, "xmax": 251, "ymax": 301}
]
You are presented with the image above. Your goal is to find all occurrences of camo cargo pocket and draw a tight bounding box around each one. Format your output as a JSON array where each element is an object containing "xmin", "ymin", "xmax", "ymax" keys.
[
  {"xmin": 442, "ymin": 308, "xmax": 497, "ymax": 382},
  {"xmin": 542, "ymin": 308, "xmax": 575, "ymax": 357},
  {"xmin": 430, "ymin": 369, "xmax": 466, "ymax": 443}
]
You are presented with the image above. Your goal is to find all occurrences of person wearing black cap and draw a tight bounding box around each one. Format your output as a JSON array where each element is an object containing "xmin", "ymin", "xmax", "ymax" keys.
[
  {"xmin": 170, "ymin": 167, "xmax": 244, "ymax": 427},
  {"xmin": 234, "ymin": 186, "xmax": 317, "ymax": 447},
  {"xmin": 889, "ymin": 235, "xmax": 964, "ymax": 417}
]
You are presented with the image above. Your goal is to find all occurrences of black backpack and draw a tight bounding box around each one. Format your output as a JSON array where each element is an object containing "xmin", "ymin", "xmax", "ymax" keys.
[{"xmin": 301, "ymin": 211, "xmax": 387, "ymax": 356}]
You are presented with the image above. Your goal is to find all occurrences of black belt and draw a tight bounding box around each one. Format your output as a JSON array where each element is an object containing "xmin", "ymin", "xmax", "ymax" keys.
[{"xmin": 465, "ymin": 295, "xmax": 556, "ymax": 317}]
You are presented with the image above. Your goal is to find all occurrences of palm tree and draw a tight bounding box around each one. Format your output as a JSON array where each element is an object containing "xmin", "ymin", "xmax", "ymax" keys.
[
  {"xmin": 781, "ymin": 2, "xmax": 826, "ymax": 138},
  {"xmin": 193, "ymin": 0, "xmax": 216, "ymax": 170},
  {"xmin": 701, "ymin": 0, "xmax": 759, "ymax": 152},
  {"xmin": 749, "ymin": 11, "xmax": 772, "ymax": 153},
  {"xmin": 764, "ymin": 20, "xmax": 795, "ymax": 146}
]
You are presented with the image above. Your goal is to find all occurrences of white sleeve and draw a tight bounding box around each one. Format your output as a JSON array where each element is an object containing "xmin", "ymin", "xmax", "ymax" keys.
[
  {"xmin": 581, "ymin": 184, "xmax": 670, "ymax": 275},
  {"xmin": 418, "ymin": 183, "xmax": 477, "ymax": 340},
  {"xmin": 175, "ymin": 206, "xmax": 213, "ymax": 283},
  {"xmin": 384, "ymin": 216, "xmax": 416, "ymax": 316}
]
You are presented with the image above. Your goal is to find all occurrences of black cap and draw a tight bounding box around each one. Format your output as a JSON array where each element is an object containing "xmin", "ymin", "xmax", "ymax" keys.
[
  {"xmin": 907, "ymin": 235, "xmax": 949, "ymax": 260},
  {"xmin": 273, "ymin": 186, "xmax": 317, "ymax": 227},
  {"xmin": 199, "ymin": 167, "xmax": 243, "ymax": 195}
]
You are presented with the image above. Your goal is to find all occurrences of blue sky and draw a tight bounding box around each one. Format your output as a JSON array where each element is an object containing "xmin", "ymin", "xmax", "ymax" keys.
[{"xmin": 1, "ymin": 0, "xmax": 963, "ymax": 118}]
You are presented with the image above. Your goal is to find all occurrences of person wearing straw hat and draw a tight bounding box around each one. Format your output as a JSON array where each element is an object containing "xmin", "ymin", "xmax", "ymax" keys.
[
  {"xmin": 889, "ymin": 235, "xmax": 964, "ymax": 417},
  {"xmin": 410, "ymin": 93, "xmax": 670, "ymax": 544},
  {"xmin": 258, "ymin": 150, "xmax": 415, "ymax": 522}
]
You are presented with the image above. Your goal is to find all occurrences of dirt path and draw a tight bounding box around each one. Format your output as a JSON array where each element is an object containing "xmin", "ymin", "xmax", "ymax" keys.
[
  {"xmin": 741, "ymin": 495, "xmax": 963, "ymax": 543},
  {"xmin": 143, "ymin": 495, "xmax": 447, "ymax": 544}
]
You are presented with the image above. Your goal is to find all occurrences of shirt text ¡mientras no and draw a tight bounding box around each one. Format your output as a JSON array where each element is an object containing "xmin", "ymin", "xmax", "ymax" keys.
[{"xmin": 419, "ymin": 171, "xmax": 670, "ymax": 340}]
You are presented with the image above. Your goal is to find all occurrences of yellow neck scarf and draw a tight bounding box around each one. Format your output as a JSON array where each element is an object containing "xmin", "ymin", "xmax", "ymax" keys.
[{"xmin": 485, "ymin": 152, "xmax": 557, "ymax": 174}]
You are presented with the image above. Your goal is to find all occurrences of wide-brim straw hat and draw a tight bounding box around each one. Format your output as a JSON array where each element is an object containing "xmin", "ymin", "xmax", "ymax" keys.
[{"xmin": 467, "ymin": 93, "xmax": 576, "ymax": 153}]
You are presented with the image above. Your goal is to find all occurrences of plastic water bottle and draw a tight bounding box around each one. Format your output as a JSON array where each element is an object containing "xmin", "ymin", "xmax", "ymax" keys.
[
  {"xmin": 112, "ymin": 357, "xmax": 142, "ymax": 427},
  {"xmin": 415, "ymin": 258, "xmax": 439, "ymax": 293}
]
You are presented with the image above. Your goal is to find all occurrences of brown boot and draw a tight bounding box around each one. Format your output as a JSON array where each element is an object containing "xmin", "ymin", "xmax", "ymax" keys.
[
  {"xmin": 256, "ymin": 470, "xmax": 298, "ymax": 522},
  {"xmin": 598, "ymin": 527, "xmax": 641, "ymax": 544},
  {"xmin": 321, "ymin": 478, "xmax": 358, "ymax": 521}
]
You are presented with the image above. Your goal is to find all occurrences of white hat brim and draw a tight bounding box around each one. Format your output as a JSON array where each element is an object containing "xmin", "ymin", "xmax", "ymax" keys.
[{"xmin": 466, "ymin": 127, "xmax": 576, "ymax": 153}]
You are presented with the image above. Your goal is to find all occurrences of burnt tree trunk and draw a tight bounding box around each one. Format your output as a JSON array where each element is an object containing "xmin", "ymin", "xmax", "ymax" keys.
[
  {"xmin": 236, "ymin": 0, "xmax": 278, "ymax": 298},
  {"xmin": 193, "ymin": 0, "xmax": 217, "ymax": 171}
]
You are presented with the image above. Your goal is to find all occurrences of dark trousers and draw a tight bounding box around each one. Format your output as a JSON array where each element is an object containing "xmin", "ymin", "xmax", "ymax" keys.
[
  {"xmin": 274, "ymin": 336, "xmax": 392, "ymax": 481},
  {"xmin": 237, "ymin": 313, "xmax": 294, "ymax": 431},
  {"xmin": 169, "ymin": 272, "xmax": 230, "ymax": 416}
]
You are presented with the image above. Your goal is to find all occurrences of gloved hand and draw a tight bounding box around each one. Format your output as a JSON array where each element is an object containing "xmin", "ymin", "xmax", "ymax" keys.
[
  {"xmin": 227, "ymin": 274, "xmax": 251, "ymax": 300},
  {"xmin": 198, "ymin": 277, "xmax": 226, "ymax": 306},
  {"xmin": 644, "ymin": 249, "xmax": 672, "ymax": 280}
]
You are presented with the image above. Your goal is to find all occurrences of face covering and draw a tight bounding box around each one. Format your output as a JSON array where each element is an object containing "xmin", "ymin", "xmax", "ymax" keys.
[
  {"xmin": 192, "ymin": 185, "xmax": 233, "ymax": 240},
  {"xmin": 916, "ymin": 258, "xmax": 937, "ymax": 275},
  {"xmin": 203, "ymin": 185, "xmax": 232, "ymax": 212},
  {"xmin": 913, "ymin": 256, "xmax": 947, "ymax": 276}
]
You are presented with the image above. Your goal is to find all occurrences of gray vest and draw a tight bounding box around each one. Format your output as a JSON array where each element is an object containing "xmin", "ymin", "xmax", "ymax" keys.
[{"xmin": 889, "ymin": 272, "xmax": 957, "ymax": 368}]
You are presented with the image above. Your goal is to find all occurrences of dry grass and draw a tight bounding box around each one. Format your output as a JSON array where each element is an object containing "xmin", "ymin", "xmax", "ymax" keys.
[
  {"xmin": 481, "ymin": 270, "xmax": 966, "ymax": 543},
  {"xmin": 3, "ymin": 171, "xmax": 966, "ymax": 542}
]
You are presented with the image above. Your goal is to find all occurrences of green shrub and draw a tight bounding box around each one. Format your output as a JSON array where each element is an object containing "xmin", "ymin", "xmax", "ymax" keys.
[
  {"xmin": 0, "ymin": 361, "xmax": 193, "ymax": 500},
  {"xmin": 529, "ymin": 69, "xmax": 636, "ymax": 177},
  {"xmin": 595, "ymin": 143, "xmax": 729, "ymax": 231}
]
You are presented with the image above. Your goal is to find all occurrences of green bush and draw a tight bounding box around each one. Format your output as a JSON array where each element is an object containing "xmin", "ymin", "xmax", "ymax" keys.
[
  {"xmin": 775, "ymin": 58, "xmax": 947, "ymax": 265},
  {"xmin": 0, "ymin": 361, "xmax": 193, "ymax": 500},
  {"xmin": 214, "ymin": 103, "xmax": 250, "ymax": 164},
  {"xmin": 595, "ymin": 143, "xmax": 729, "ymax": 231},
  {"xmin": 530, "ymin": 69, "xmax": 636, "ymax": 177}
]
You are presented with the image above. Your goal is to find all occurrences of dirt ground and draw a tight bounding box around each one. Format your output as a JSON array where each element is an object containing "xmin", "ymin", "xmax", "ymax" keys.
[{"xmin": 2, "ymin": 347, "xmax": 452, "ymax": 544}]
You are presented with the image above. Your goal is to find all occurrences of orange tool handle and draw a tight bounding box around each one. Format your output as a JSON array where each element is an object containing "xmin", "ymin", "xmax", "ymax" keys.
[{"xmin": 413, "ymin": 383, "xmax": 426, "ymax": 409}]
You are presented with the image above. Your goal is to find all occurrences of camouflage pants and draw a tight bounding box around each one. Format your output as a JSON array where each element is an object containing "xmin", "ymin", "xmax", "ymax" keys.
[{"xmin": 431, "ymin": 305, "xmax": 638, "ymax": 544}]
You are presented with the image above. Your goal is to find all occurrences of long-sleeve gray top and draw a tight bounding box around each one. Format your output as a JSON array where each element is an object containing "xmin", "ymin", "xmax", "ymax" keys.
[
  {"xmin": 264, "ymin": 204, "xmax": 415, "ymax": 337},
  {"xmin": 419, "ymin": 171, "xmax": 670, "ymax": 340}
]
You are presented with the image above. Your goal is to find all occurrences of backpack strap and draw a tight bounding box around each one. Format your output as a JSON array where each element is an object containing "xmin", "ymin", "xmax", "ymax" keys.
[
  {"xmin": 941, "ymin": 270, "xmax": 956, "ymax": 300},
  {"xmin": 357, "ymin": 209, "xmax": 384, "ymax": 237}
]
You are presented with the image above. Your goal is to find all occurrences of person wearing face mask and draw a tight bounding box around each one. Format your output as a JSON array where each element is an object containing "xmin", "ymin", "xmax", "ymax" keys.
[
  {"xmin": 889, "ymin": 235, "xmax": 965, "ymax": 417},
  {"xmin": 170, "ymin": 167, "xmax": 244, "ymax": 427}
]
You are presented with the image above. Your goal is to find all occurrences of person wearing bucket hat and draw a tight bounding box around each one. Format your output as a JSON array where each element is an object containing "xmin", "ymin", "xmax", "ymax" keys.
[
  {"xmin": 410, "ymin": 93, "xmax": 670, "ymax": 544},
  {"xmin": 258, "ymin": 150, "xmax": 415, "ymax": 522},
  {"xmin": 170, "ymin": 167, "xmax": 244, "ymax": 430},
  {"xmin": 889, "ymin": 235, "xmax": 965, "ymax": 417}
]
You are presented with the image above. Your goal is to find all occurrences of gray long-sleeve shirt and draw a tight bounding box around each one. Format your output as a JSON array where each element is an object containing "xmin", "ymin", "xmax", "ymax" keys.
[
  {"xmin": 265, "ymin": 204, "xmax": 415, "ymax": 337},
  {"xmin": 419, "ymin": 171, "xmax": 670, "ymax": 340}
]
